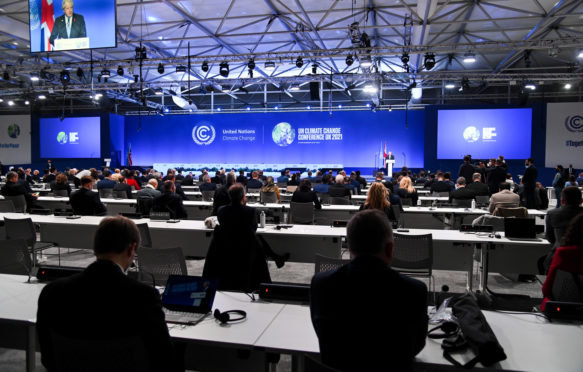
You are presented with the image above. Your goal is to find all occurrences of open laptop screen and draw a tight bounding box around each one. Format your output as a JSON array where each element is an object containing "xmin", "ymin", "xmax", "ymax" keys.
[
  {"xmin": 504, "ymin": 218, "xmax": 536, "ymax": 239},
  {"xmin": 162, "ymin": 275, "xmax": 218, "ymax": 312}
]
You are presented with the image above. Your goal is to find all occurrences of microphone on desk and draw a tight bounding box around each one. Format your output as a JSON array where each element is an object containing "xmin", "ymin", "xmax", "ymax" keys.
[{"xmin": 436, "ymin": 285, "xmax": 450, "ymax": 308}]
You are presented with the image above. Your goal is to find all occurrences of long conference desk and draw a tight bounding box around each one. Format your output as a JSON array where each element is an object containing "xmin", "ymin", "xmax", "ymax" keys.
[
  {"xmin": 1, "ymin": 273, "xmax": 582, "ymax": 372},
  {"xmin": 0, "ymin": 213, "xmax": 550, "ymax": 291}
]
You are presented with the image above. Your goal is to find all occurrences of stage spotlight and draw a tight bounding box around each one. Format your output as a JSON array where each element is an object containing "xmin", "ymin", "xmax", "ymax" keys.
[
  {"xmin": 133, "ymin": 75, "xmax": 139, "ymax": 83},
  {"xmin": 445, "ymin": 82, "xmax": 455, "ymax": 89},
  {"xmin": 219, "ymin": 62, "xmax": 229, "ymax": 77},
  {"xmin": 295, "ymin": 57, "xmax": 304, "ymax": 68},
  {"xmin": 345, "ymin": 54, "xmax": 354, "ymax": 66},
  {"xmin": 424, "ymin": 53, "xmax": 435, "ymax": 70},
  {"xmin": 60, "ymin": 70, "xmax": 70, "ymax": 84},
  {"xmin": 38, "ymin": 94, "xmax": 46, "ymax": 100},
  {"xmin": 524, "ymin": 82, "xmax": 536, "ymax": 90},
  {"xmin": 312, "ymin": 63, "xmax": 318, "ymax": 74},
  {"xmin": 176, "ymin": 65, "xmax": 187, "ymax": 73},
  {"xmin": 565, "ymin": 83, "xmax": 572, "ymax": 89},
  {"xmin": 201, "ymin": 61, "xmax": 209, "ymax": 72},
  {"xmin": 25, "ymin": 100, "xmax": 30, "ymax": 105},
  {"xmin": 247, "ymin": 59, "xmax": 255, "ymax": 70},
  {"xmin": 8, "ymin": 100, "xmax": 14, "ymax": 106},
  {"xmin": 401, "ymin": 53, "xmax": 409, "ymax": 65},
  {"xmin": 101, "ymin": 69, "xmax": 111, "ymax": 78},
  {"xmin": 265, "ymin": 61, "xmax": 276, "ymax": 70},
  {"xmin": 157, "ymin": 63, "xmax": 164, "ymax": 74},
  {"xmin": 363, "ymin": 84, "xmax": 378, "ymax": 94},
  {"xmin": 30, "ymin": 74, "xmax": 39, "ymax": 82},
  {"xmin": 155, "ymin": 88, "xmax": 163, "ymax": 95},
  {"xmin": 117, "ymin": 66, "xmax": 124, "ymax": 76},
  {"xmin": 578, "ymin": 49, "xmax": 583, "ymax": 59}
]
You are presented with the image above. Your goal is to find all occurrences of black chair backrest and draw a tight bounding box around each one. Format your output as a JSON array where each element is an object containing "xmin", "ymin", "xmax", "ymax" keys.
[
  {"xmin": 135, "ymin": 197, "xmax": 154, "ymax": 216},
  {"xmin": 452, "ymin": 198, "xmax": 472, "ymax": 208},
  {"xmin": 0, "ymin": 239, "xmax": 32, "ymax": 275},
  {"xmin": 551, "ymin": 269, "xmax": 583, "ymax": 303},
  {"xmin": 138, "ymin": 247, "xmax": 187, "ymax": 286},
  {"xmin": 260, "ymin": 191, "xmax": 277, "ymax": 204},
  {"xmin": 0, "ymin": 199, "xmax": 16, "ymax": 212},
  {"xmin": 136, "ymin": 223, "xmax": 153, "ymax": 248},
  {"xmin": 330, "ymin": 196, "xmax": 351, "ymax": 205},
  {"xmin": 401, "ymin": 198, "xmax": 413, "ymax": 206},
  {"xmin": 247, "ymin": 188, "xmax": 261, "ymax": 194},
  {"xmin": 99, "ymin": 188, "xmax": 114, "ymax": 199},
  {"xmin": 4, "ymin": 217, "xmax": 36, "ymax": 247},
  {"xmin": 52, "ymin": 189, "xmax": 68, "ymax": 197},
  {"xmin": 289, "ymin": 201, "xmax": 315, "ymax": 224},
  {"xmin": 201, "ymin": 190, "xmax": 215, "ymax": 202},
  {"xmin": 475, "ymin": 195, "xmax": 490, "ymax": 206},
  {"xmin": 3, "ymin": 195, "xmax": 26, "ymax": 213},
  {"xmin": 392, "ymin": 233, "xmax": 433, "ymax": 275},
  {"xmin": 314, "ymin": 254, "xmax": 349, "ymax": 274},
  {"xmin": 113, "ymin": 190, "xmax": 128, "ymax": 199}
]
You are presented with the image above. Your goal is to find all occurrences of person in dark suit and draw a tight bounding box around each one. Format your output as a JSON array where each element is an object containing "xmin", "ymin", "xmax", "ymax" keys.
[
  {"xmin": 153, "ymin": 181, "xmax": 187, "ymax": 219},
  {"xmin": 112, "ymin": 176, "xmax": 133, "ymax": 199},
  {"xmin": 236, "ymin": 170, "xmax": 248, "ymax": 186},
  {"xmin": 487, "ymin": 159, "xmax": 507, "ymax": 195},
  {"xmin": 1, "ymin": 171, "xmax": 39, "ymax": 211},
  {"xmin": 430, "ymin": 172, "xmax": 453, "ymax": 194},
  {"xmin": 328, "ymin": 175, "xmax": 351, "ymax": 198},
  {"xmin": 136, "ymin": 178, "xmax": 161, "ymax": 199},
  {"xmin": 211, "ymin": 173, "xmax": 236, "ymax": 215},
  {"xmin": 458, "ymin": 155, "xmax": 475, "ymax": 183},
  {"xmin": 542, "ymin": 186, "xmax": 583, "ymax": 272},
  {"xmin": 246, "ymin": 171, "xmax": 263, "ymax": 189},
  {"xmin": 466, "ymin": 173, "xmax": 490, "ymax": 196},
  {"xmin": 97, "ymin": 170, "xmax": 116, "ymax": 189},
  {"xmin": 199, "ymin": 174, "xmax": 218, "ymax": 191},
  {"xmin": 50, "ymin": 173, "xmax": 72, "ymax": 196},
  {"xmin": 291, "ymin": 179, "xmax": 322, "ymax": 209},
  {"xmin": 449, "ymin": 177, "xmax": 476, "ymax": 202},
  {"xmin": 45, "ymin": 168, "xmax": 57, "ymax": 184},
  {"xmin": 37, "ymin": 216, "xmax": 178, "ymax": 372},
  {"xmin": 49, "ymin": 0, "xmax": 87, "ymax": 47},
  {"xmin": 522, "ymin": 158, "xmax": 538, "ymax": 209},
  {"xmin": 69, "ymin": 176, "xmax": 107, "ymax": 216},
  {"xmin": 310, "ymin": 209, "xmax": 427, "ymax": 371}
]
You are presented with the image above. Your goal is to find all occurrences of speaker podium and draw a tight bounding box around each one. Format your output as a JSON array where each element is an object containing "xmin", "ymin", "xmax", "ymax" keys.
[
  {"xmin": 54, "ymin": 37, "xmax": 89, "ymax": 50},
  {"xmin": 385, "ymin": 159, "xmax": 395, "ymax": 178}
]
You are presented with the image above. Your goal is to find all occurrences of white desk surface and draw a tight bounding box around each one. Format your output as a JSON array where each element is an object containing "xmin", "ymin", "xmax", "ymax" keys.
[{"xmin": 0, "ymin": 274, "xmax": 45, "ymax": 323}]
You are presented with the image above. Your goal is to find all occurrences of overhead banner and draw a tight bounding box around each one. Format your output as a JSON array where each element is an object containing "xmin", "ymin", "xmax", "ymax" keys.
[
  {"xmin": 545, "ymin": 102, "xmax": 583, "ymax": 168},
  {"xmin": 0, "ymin": 115, "xmax": 31, "ymax": 165}
]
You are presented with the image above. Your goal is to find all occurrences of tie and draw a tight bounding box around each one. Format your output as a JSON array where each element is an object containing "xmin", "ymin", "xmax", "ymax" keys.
[{"xmin": 66, "ymin": 17, "xmax": 71, "ymax": 38}]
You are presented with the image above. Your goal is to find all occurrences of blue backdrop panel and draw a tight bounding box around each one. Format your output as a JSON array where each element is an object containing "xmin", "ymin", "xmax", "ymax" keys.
[
  {"xmin": 39, "ymin": 117, "xmax": 101, "ymax": 158},
  {"xmin": 124, "ymin": 110, "xmax": 425, "ymax": 168}
]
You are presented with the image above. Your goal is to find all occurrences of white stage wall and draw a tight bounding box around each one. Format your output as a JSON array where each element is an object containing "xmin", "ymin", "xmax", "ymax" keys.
[
  {"xmin": 0, "ymin": 115, "xmax": 31, "ymax": 165},
  {"xmin": 545, "ymin": 102, "xmax": 583, "ymax": 169}
]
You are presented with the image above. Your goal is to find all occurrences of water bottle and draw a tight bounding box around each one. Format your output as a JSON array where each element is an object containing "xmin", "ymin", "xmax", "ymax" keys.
[
  {"xmin": 471, "ymin": 199, "xmax": 476, "ymax": 209},
  {"xmin": 282, "ymin": 206, "xmax": 288, "ymax": 224},
  {"xmin": 260, "ymin": 210, "xmax": 266, "ymax": 228},
  {"xmin": 417, "ymin": 198, "xmax": 421, "ymax": 206}
]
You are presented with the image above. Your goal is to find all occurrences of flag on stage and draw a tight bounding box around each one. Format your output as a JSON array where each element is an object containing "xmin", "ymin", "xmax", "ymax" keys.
[
  {"xmin": 383, "ymin": 142, "xmax": 387, "ymax": 159},
  {"xmin": 379, "ymin": 141, "xmax": 383, "ymax": 161},
  {"xmin": 127, "ymin": 143, "xmax": 133, "ymax": 166},
  {"xmin": 40, "ymin": 0, "xmax": 54, "ymax": 52}
]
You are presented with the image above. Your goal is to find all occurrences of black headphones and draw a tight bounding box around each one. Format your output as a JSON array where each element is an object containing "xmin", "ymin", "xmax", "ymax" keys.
[
  {"xmin": 427, "ymin": 321, "xmax": 460, "ymax": 339},
  {"xmin": 213, "ymin": 309, "xmax": 247, "ymax": 324}
]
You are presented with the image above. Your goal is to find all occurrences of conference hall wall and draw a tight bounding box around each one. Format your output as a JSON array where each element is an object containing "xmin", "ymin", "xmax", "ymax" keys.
[{"xmin": 124, "ymin": 110, "xmax": 425, "ymax": 173}]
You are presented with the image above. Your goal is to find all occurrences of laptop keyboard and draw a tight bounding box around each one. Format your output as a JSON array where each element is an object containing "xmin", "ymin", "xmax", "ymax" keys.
[{"xmin": 164, "ymin": 309, "xmax": 207, "ymax": 324}]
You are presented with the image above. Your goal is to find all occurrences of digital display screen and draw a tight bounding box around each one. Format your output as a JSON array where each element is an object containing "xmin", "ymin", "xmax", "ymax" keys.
[
  {"xmin": 28, "ymin": 0, "xmax": 116, "ymax": 52},
  {"xmin": 437, "ymin": 108, "xmax": 532, "ymax": 159},
  {"xmin": 39, "ymin": 117, "xmax": 101, "ymax": 158}
]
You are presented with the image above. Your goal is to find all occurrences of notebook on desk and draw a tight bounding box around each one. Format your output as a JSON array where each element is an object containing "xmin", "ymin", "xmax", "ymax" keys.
[
  {"xmin": 161, "ymin": 275, "xmax": 218, "ymax": 325},
  {"xmin": 504, "ymin": 218, "xmax": 541, "ymax": 241}
]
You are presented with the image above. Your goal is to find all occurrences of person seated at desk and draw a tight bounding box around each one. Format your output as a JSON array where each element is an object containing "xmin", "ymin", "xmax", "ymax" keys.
[
  {"xmin": 541, "ymin": 186, "xmax": 583, "ymax": 273},
  {"xmin": 488, "ymin": 182, "xmax": 520, "ymax": 213},
  {"xmin": 449, "ymin": 177, "xmax": 475, "ymax": 203},
  {"xmin": 236, "ymin": 170, "xmax": 248, "ymax": 186},
  {"xmin": 423, "ymin": 173, "xmax": 436, "ymax": 188},
  {"xmin": 181, "ymin": 173, "xmax": 194, "ymax": 186},
  {"xmin": 260, "ymin": 176, "xmax": 281, "ymax": 202},
  {"xmin": 313, "ymin": 174, "xmax": 331, "ymax": 194},
  {"xmin": 1, "ymin": 171, "xmax": 39, "ymax": 211},
  {"xmin": 97, "ymin": 169, "xmax": 116, "ymax": 190},
  {"xmin": 466, "ymin": 172, "xmax": 490, "ymax": 196},
  {"xmin": 246, "ymin": 171, "xmax": 264, "ymax": 189},
  {"xmin": 287, "ymin": 173, "xmax": 300, "ymax": 186},
  {"xmin": 69, "ymin": 176, "xmax": 107, "ymax": 216},
  {"xmin": 291, "ymin": 179, "xmax": 321, "ymax": 209},
  {"xmin": 541, "ymin": 213, "xmax": 583, "ymax": 310},
  {"xmin": 397, "ymin": 176, "xmax": 418, "ymax": 205},
  {"xmin": 328, "ymin": 175, "xmax": 351, "ymax": 198},
  {"xmin": 153, "ymin": 180, "xmax": 187, "ymax": 219},
  {"xmin": 136, "ymin": 178, "xmax": 161, "ymax": 199},
  {"xmin": 359, "ymin": 182, "xmax": 396, "ymax": 221},
  {"xmin": 113, "ymin": 176, "xmax": 133, "ymax": 199},
  {"xmin": 211, "ymin": 170, "xmax": 223, "ymax": 185},
  {"xmin": 199, "ymin": 174, "xmax": 217, "ymax": 192},
  {"xmin": 50, "ymin": 172, "xmax": 72, "ymax": 196},
  {"xmin": 310, "ymin": 209, "xmax": 427, "ymax": 371},
  {"xmin": 430, "ymin": 172, "xmax": 453, "ymax": 194},
  {"xmin": 123, "ymin": 170, "xmax": 141, "ymax": 191},
  {"xmin": 277, "ymin": 170, "xmax": 290, "ymax": 184},
  {"xmin": 211, "ymin": 173, "xmax": 236, "ymax": 215},
  {"xmin": 37, "ymin": 216, "xmax": 179, "ymax": 372}
]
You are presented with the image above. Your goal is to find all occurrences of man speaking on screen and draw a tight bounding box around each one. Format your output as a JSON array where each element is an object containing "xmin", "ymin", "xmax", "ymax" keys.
[{"xmin": 49, "ymin": 0, "xmax": 87, "ymax": 47}]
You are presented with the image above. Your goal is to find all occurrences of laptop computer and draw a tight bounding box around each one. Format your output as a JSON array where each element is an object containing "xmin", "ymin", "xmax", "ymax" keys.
[
  {"xmin": 504, "ymin": 218, "xmax": 541, "ymax": 241},
  {"xmin": 161, "ymin": 275, "xmax": 218, "ymax": 325}
]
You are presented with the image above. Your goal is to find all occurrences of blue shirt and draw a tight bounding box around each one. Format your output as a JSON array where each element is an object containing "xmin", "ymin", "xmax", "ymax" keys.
[
  {"xmin": 313, "ymin": 184, "xmax": 329, "ymax": 194},
  {"xmin": 97, "ymin": 178, "xmax": 116, "ymax": 189}
]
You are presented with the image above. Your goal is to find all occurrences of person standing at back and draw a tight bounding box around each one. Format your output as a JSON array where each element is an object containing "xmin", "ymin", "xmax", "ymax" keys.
[
  {"xmin": 522, "ymin": 158, "xmax": 538, "ymax": 209},
  {"xmin": 458, "ymin": 155, "xmax": 475, "ymax": 185},
  {"xmin": 310, "ymin": 209, "xmax": 427, "ymax": 371}
]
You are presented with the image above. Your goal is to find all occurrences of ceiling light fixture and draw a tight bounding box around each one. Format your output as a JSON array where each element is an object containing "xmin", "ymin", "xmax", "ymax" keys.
[
  {"xmin": 524, "ymin": 83, "xmax": 536, "ymax": 90},
  {"xmin": 295, "ymin": 57, "xmax": 303, "ymax": 68},
  {"xmin": 101, "ymin": 69, "xmax": 111, "ymax": 78},
  {"xmin": 565, "ymin": 83, "xmax": 572, "ymax": 89},
  {"xmin": 157, "ymin": 63, "xmax": 164, "ymax": 74},
  {"xmin": 311, "ymin": 63, "xmax": 318, "ymax": 74},
  {"xmin": 463, "ymin": 52, "xmax": 476, "ymax": 64},
  {"xmin": 363, "ymin": 84, "xmax": 378, "ymax": 93},
  {"xmin": 117, "ymin": 66, "xmax": 124, "ymax": 76},
  {"xmin": 445, "ymin": 83, "xmax": 455, "ymax": 89},
  {"xmin": 345, "ymin": 54, "xmax": 354, "ymax": 66},
  {"xmin": 176, "ymin": 65, "xmax": 187, "ymax": 73},
  {"xmin": 265, "ymin": 61, "xmax": 276, "ymax": 70},
  {"xmin": 60, "ymin": 70, "xmax": 70, "ymax": 84},
  {"xmin": 38, "ymin": 94, "xmax": 46, "ymax": 100},
  {"xmin": 201, "ymin": 61, "xmax": 209, "ymax": 72},
  {"xmin": 359, "ymin": 56, "xmax": 372, "ymax": 68},
  {"xmin": 424, "ymin": 53, "xmax": 436, "ymax": 70}
]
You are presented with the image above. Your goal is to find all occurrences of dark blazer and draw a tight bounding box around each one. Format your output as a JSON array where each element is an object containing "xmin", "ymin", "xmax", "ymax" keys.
[
  {"xmin": 1, "ymin": 181, "xmax": 37, "ymax": 210},
  {"xmin": 97, "ymin": 178, "xmax": 116, "ymax": 189},
  {"xmin": 328, "ymin": 183, "xmax": 351, "ymax": 198},
  {"xmin": 50, "ymin": 182, "xmax": 72, "ymax": 196},
  {"xmin": 247, "ymin": 179, "xmax": 263, "ymax": 189},
  {"xmin": 153, "ymin": 192, "xmax": 187, "ymax": 219},
  {"xmin": 487, "ymin": 166, "xmax": 507, "ymax": 194},
  {"xmin": 236, "ymin": 175, "xmax": 248, "ymax": 185},
  {"xmin": 291, "ymin": 190, "xmax": 322, "ymax": 209},
  {"xmin": 430, "ymin": 180, "xmax": 453, "ymax": 193},
  {"xmin": 458, "ymin": 163, "xmax": 476, "ymax": 184},
  {"xmin": 211, "ymin": 185, "xmax": 231, "ymax": 216},
  {"xmin": 310, "ymin": 255, "xmax": 427, "ymax": 371},
  {"xmin": 466, "ymin": 181, "xmax": 490, "ymax": 196},
  {"xmin": 449, "ymin": 186, "xmax": 476, "ymax": 202},
  {"xmin": 523, "ymin": 165, "xmax": 538, "ymax": 189},
  {"xmin": 199, "ymin": 182, "xmax": 217, "ymax": 191},
  {"xmin": 113, "ymin": 183, "xmax": 132, "ymax": 199},
  {"xmin": 49, "ymin": 13, "xmax": 87, "ymax": 46},
  {"xmin": 37, "ymin": 259, "xmax": 176, "ymax": 372},
  {"xmin": 69, "ymin": 188, "xmax": 107, "ymax": 216},
  {"xmin": 396, "ymin": 188, "xmax": 418, "ymax": 205}
]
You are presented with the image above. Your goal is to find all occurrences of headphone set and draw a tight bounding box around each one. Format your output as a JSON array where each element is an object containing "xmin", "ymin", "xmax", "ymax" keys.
[
  {"xmin": 427, "ymin": 320, "xmax": 467, "ymax": 351},
  {"xmin": 213, "ymin": 309, "xmax": 247, "ymax": 324}
]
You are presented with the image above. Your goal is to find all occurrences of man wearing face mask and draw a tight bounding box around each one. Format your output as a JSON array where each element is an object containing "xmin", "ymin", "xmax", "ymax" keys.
[
  {"xmin": 522, "ymin": 158, "xmax": 538, "ymax": 209},
  {"xmin": 37, "ymin": 216, "xmax": 180, "ymax": 372}
]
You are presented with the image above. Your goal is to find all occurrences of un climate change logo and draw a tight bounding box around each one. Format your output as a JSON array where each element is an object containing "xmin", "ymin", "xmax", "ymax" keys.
[
  {"xmin": 272, "ymin": 122, "xmax": 295, "ymax": 147},
  {"xmin": 57, "ymin": 131, "xmax": 68, "ymax": 144},
  {"xmin": 463, "ymin": 126, "xmax": 480, "ymax": 143},
  {"xmin": 565, "ymin": 115, "xmax": 583, "ymax": 133},
  {"xmin": 7, "ymin": 124, "xmax": 20, "ymax": 138},
  {"xmin": 192, "ymin": 123, "xmax": 216, "ymax": 145}
]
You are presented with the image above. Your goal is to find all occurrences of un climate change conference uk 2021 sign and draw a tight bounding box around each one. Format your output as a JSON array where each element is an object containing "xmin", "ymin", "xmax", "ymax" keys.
[
  {"xmin": 0, "ymin": 115, "xmax": 31, "ymax": 164},
  {"xmin": 546, "ymin": 102, "xmax": 583, "ymax": 168}
]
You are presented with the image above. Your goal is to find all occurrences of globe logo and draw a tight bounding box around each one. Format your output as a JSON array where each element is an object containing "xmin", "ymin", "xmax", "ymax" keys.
[
  {"xmin": 57, "ymin": 131, "xmax": 68, "ymax": 144},
  {"xmin": 565, "ymin": 115, "xmax": 583, "ymax": 132},
  {"xmin": 463, "ymin": 126, "xmax": 480, "ymax": 143},
  {"xmin": 272, "ymin": 122, "xmax": 295, "ymax": 147},
  {"xmin": 7, "ymin": 124, "xmax": 20, "ymax": 139},
  {"xmin": 192, "ymin": 123, "xmax": 216, "ymax": 145}
]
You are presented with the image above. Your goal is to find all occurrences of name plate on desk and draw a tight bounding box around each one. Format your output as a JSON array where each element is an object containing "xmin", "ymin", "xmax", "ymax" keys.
[{"xmin": 54, "ymin": 37, "xmax": 89, "ymax": 50}]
